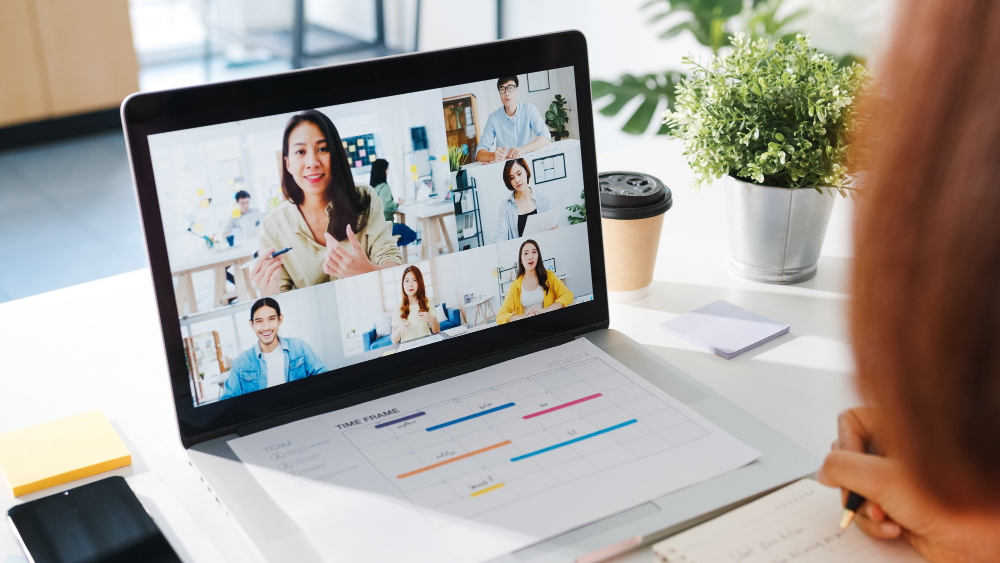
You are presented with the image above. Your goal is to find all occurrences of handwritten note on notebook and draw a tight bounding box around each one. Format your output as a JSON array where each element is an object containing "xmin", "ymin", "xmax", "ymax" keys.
[{"xmin": 652, "ymin": 479, "xmax": 925, "ymax": 562}]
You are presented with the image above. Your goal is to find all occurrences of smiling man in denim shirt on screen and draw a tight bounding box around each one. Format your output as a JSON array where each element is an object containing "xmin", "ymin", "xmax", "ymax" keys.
[
  {"xmin": 476, "ymin": 75, "xmax": 551, "ymax": 163},
  {"xmin": 220, "ymin": 297, "xmax": 327, "ymax": 399}
]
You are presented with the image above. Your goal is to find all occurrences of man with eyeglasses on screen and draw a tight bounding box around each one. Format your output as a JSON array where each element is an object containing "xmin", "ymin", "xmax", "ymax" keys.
[{"xmin": 476, "ymin": 76, "xmax": 552, "ymax": 163}]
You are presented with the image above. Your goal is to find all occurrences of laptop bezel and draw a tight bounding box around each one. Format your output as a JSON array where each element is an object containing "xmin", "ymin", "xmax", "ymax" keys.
[{"xmin": 121, "ymin": 30, "xmax": 610, "ymax": 449}]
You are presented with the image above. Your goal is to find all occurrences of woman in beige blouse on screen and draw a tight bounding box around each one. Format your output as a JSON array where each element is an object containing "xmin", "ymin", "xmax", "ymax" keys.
[
  {"xmin": 251, "ymin": 110, "xmax": 402, "ymax": 295},
  {"xmin": 390, "ymin": 265, "xmax": 440, "ymax": 344}
]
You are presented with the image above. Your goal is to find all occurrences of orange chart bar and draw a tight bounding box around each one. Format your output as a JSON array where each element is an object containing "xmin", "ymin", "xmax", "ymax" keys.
[{"xmin": 397, "ymin": 441, "xmax": 512, "ymax": 479}]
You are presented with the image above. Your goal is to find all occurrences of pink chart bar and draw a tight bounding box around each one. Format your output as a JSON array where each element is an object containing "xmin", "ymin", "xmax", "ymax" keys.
[{"xmin": 523, "ymin": 393, "xmax": 603, "ymax": 419}]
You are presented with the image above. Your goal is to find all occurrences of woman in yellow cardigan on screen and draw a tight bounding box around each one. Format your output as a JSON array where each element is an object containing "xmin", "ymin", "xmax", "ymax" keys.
[{"xmin": 497, "ymin": 239, "xmax": 573, "ymax": 324}]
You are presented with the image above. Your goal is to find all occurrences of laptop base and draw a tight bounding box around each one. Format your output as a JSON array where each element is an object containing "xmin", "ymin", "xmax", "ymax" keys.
[{"xmin": 188, "ymin": 329, "xmax": 817, "ymax": 562}]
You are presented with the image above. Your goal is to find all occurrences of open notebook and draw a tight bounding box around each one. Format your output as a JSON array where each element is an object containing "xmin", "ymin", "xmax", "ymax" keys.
[{"xmin": 653, "ymin": 479, "xmax": 925, "ymax": 562}]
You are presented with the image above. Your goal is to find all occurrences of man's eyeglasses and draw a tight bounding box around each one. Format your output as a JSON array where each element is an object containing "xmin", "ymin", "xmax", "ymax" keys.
[{"xmin": 498, "ymin": 85, "xmax": 517, "ymax": 94}]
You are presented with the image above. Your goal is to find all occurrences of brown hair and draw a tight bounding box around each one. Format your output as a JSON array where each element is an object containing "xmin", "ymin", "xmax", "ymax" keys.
[
  {"xmin": 399, "ymin": 265, "xmax": 429, "ymax": 321},
  {"xmin": 851, "ymin": 0, "xmax": 1000, "ymax": 510},
  {"xmin": 280, "ymin": 110, "xmax": 370, "ymax": 241},
  {"xmin": 502, "ymin": 158, "xmax": 531, "ymax": 191}
]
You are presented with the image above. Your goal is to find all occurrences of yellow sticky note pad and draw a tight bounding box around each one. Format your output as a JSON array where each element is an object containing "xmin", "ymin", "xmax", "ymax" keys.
[
  {"xmin": 0, "ymin": 410, "xmax": 131, "ymax": 497},
  {"xmin": 196, "ymin": 188, "xmax": 205, "ymax": 196},
  {"xmin": 232, "ymin": 209, "xmax": 242, "ymax": 219}
]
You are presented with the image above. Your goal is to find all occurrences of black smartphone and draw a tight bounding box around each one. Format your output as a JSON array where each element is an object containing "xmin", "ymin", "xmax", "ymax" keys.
[{"xmin": 7, "ymin": 476, "xmax": 181, "ymax": 563}]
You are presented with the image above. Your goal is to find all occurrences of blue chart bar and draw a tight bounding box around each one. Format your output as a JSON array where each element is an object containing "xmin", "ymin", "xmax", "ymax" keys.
[
  {"xmin": 510, "ymin": 419, "xmax": 638, "ymax": 462},
  {"xmin": 375, "ymin": 411, "xmax": 426, "ymax": 429},
  {"xmin": 426, "ymin": 403, "xmax": 516, "ymax": 431}
]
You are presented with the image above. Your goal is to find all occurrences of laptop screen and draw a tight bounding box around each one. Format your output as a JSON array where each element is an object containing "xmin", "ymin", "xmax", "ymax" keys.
[{"xmin": 145, "ymin": 67, "xmax": 595, "ymax": 408}]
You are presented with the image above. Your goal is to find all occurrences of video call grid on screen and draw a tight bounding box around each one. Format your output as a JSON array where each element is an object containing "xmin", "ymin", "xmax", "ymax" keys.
[{"xmin": 146, "ymin": 67, "xmax": 594, "ymax": 407}]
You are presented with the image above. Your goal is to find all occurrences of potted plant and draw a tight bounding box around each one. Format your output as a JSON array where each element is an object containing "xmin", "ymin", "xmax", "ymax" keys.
[
  {"xmin": 567, "ymin": 189, "xmax": 586, "ymax": 224},
  {"xmin": 666, "ymin": 34, "xmax": 868, "ymax": 283},
  {"xmin": 447, "ymin": 144, "xmax": 469, "ymax": 172},
  {"xmin": 546, "ymin": 95, "xmax": 571, "ymax": 141}
]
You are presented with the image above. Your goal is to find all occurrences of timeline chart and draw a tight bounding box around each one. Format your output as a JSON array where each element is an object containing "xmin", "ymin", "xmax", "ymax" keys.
[{"xmin": 342, "ymin": 357, "xmax": 711, "ymax": 527}]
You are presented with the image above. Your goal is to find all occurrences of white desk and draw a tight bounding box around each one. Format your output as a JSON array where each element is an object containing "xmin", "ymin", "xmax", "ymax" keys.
[
  {"xmin": 0, "ymin": 138, "xmax": 859, "ymax": 563},
  {"xmin": 170, "ymin": 243, "xmax": 259, "ymax": 314},
  {"xmin": 396, "ymin": 199, "xmax": 456, "ymax": 259}
]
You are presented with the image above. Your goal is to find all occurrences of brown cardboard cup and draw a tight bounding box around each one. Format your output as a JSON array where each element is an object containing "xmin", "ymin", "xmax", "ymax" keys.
[{"xmin": 599, "ymin": 172, "xmax": 672, "ymax": 302}]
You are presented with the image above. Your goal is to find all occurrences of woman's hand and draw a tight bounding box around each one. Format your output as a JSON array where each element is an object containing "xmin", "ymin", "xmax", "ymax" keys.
[
  {"xmin": 323, "ymin": 225, "xmax": 377, "ymax": 279},
  {"xmin": 417, "ymin": 311, "xmax": 431, "ymax": 325},
  {"xmin": 818, "ymin": 407, "xmax": 1000, "ymax": 562},
  {"xmin": 524, "ymin": 305, "xmax": 543, "ymax": 318},
  {"xmin": 250, "ymin": 247, "xmax": 284, "ymax": 296},
  {"xmin": 391, "ymin": 320, "xmax": 411, "ymax": 344},
  {"xmin": 544, "ymin": 303, "xmax": 564, "ymax": 312}
]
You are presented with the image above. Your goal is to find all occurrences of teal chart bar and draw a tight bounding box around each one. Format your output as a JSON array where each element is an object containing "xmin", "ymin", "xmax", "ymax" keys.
[
  {"xmin": 510, "ymin": 419, "xmax": 638, "ymax": 462},
  {"xmin": 425, "ymin": 403, "xmax": 516, "ymax": 431}
]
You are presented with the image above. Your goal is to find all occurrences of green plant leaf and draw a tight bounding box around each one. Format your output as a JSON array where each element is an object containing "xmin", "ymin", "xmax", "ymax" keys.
[
  {"xmin": 596, "ymin": 0, "xmax": 823, "ymax": 138},
  {"xmin": 667, "ymin": 34, "xmax": 871, "ymax": 190},
  {"xmin": 592, "ymin": 72, "xmax": 685, "ymax": 135},
  {"xmin": 660, "ymin": 21, "xmax": 696, "ymax": 39}
]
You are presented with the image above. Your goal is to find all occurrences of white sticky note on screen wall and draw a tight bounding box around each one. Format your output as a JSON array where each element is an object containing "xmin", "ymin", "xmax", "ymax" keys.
[{"xmin": 659, "ymin": 300, "xmax": 789, "ymax": 359}]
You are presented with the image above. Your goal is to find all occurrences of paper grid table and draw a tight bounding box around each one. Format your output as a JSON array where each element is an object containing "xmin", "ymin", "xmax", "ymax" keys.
[{"xmin": 342, "ymin": 357, "xmax": 710, "ymax": 527}]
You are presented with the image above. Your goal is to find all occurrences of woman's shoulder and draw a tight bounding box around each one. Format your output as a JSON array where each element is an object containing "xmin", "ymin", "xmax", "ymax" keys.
[
  {"xmin": 355, "ymin": 183, "xmax": 376, "ymax": 196},
  {"xmin": 545, "ymin": 269, "xmax": 560, "ymax": 283},
  {"xmin": 261, "ymin": 202, "xmax": 298, "ymax": 230},
  {"xmin": 263, "ymin": 201, "xmax": 297, "ymax": 219}
]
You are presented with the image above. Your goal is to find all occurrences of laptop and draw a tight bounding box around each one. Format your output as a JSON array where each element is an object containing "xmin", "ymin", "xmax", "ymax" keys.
[{"xmin": 122, "ymin": 31, "xmax": 816, "ymax": 562}]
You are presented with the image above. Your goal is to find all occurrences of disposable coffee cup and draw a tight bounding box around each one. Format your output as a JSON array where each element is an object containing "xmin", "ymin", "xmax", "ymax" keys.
[{"xmin": 599, "ymin": 171, "xmax": 673, "ymax": 302}]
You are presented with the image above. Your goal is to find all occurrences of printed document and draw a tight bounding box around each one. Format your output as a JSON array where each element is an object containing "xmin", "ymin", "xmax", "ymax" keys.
[{"xmin": 228, "ymin": 338, "xmax": 760, "ymax": 563}]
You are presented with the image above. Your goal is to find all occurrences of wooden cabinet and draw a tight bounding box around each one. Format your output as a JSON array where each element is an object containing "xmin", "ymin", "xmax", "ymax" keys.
[
  {"xmin": 0, "ymin": 0, "xmax": 50, "ymax": 126},
  {"xmin": 0, "ymin": 0, "xmax": 139, "ymax": 128},
  {"xmin": 443, "ymin": 94, "xmax": 481, "ymax": 162}
]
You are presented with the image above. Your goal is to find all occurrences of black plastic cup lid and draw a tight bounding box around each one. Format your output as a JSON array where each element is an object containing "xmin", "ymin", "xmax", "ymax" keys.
[{"xmin": 598, "ymin": 171, "xmax": 673, "ymax": 220}]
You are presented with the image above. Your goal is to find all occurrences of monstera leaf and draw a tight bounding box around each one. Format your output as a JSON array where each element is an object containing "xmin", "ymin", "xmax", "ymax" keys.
[
  {"xmin": 643, "ymin": 0, "xmax": 744, "ymax": 53},
  {"xmin": 591, "ymin": 71, "xmax": 686, "ymax": 135},
  {"xmin": 593, "ymin": 0, "xmax": 815, "ymax": 135}
]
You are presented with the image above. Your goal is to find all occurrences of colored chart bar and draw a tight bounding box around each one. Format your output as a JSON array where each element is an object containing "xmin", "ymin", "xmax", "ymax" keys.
[
  {"xmin": 397, "ymin": 441, "xmax": 512, "ymax": 479},
  {"xmin": 470, "ymin": 483, "xmax": 505, "ymax": 497},
  {"xmin": 523, "ymin": 393, "xmax": 603, "ymax": 419},
  {"xmin": 425, "ymin": 403, "xmax": 515, "ymax": 431},
  {"xmin": 374, "ymin": 412, "xmax": 426, "ymax": 429},
  {"xmin": 510, "ymin": 420, "xmax": 638, "ymax": 462}
]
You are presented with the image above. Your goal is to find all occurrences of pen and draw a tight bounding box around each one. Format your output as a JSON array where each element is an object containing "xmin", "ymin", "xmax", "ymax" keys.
[
  {"xmin": 241, "ymin": 247, "xmax": 292, "ymax": 269},
  {"xmin": 840, "ymin": 490, "xmax": 865, "ymax": 529}
]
